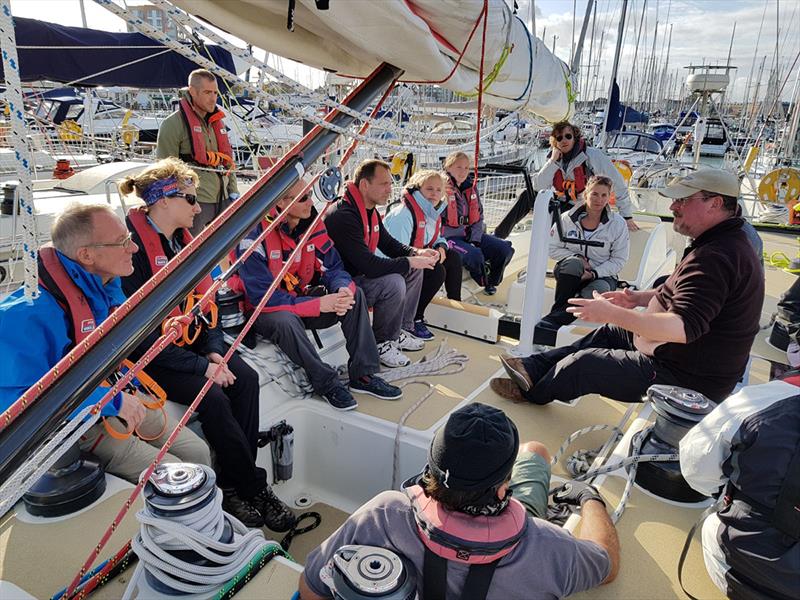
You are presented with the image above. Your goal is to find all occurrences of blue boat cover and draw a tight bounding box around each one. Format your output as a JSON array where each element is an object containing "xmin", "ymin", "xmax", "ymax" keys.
[
  {"xmin": 0, "ymin": 17, "xmax": 235, "ymax": 88},
  {"xmin": 604, "ymin": 82, "xmax": 649, "ymax": 130}
]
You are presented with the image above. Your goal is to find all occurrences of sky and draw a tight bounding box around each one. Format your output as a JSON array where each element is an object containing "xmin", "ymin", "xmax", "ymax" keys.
[{"xmin": 8, "ymin": 0, "xmax": 799, "ymax": 103}]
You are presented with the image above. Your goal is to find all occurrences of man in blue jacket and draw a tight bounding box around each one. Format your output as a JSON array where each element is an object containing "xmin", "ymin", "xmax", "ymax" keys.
[
  {"xmin": 237, "ymin": 179, "xmax": 402, "ymax": 411},
  {"xmin": 0, "ymin": 203, "xmax": 209, "ymax": 484}
]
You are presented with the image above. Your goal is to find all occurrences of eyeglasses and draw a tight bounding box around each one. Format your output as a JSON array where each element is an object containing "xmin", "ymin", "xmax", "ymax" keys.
[
  {"xmin": 172, "ymin": 192, "xmax": 198, "ymax": 206},
  {"xmin": 555, "ymin": 133, "xmax": 574, "ymax": 142},
  {"xmin": 673, "ymin": 192, "xmax": 716, "ymax": 206},
  {"xmin": 86, "ymin": 232, "xmax": 134, "ymax": 250}
]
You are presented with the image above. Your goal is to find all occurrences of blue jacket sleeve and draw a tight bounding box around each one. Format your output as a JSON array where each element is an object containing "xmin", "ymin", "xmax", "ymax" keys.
[
  {"xmin": 236, "ymin": 229, "xmax": 322, "ymax": 317},
  {"xmin": 319, "ymin": 242, "xmax": 353, "ymax": 292},
  {"xmin": 0, "ymin": 290, "xmax": 121, "ymax": 419}
]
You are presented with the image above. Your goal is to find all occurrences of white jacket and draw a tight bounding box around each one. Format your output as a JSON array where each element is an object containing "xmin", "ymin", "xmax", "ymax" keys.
[
  {"xmin": 549, "ymin": 204, "xmax": 630, "ymax": 278},
  {"xmin": 533, "ymin": 145, "xmax": 634, "ymax": 218}
]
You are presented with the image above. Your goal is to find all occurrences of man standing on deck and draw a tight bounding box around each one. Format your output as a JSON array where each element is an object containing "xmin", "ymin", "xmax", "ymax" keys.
[
  {"xmin": 297, "ymin": 403, "xmax": 619, "ymax": 599},
  {"xmin": 157, "ymin": 68, "xmax": 239, "ymax": 235},
  {"xmin": 491, "ymin": 168, "xmax": 764, "ymax": 405}
]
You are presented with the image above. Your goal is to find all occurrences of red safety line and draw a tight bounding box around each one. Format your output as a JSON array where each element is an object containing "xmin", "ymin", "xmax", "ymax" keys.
[
  {"xmin": 63, "ymin": 67, "xmax": 402, "ymax": 599},
  {"xmin": 474, "ymin": 0, "xmax": 489, "ymax": 183},
  {"xmin": 62, "ymin": 541, "xmax": 132, "ymax": 600}
]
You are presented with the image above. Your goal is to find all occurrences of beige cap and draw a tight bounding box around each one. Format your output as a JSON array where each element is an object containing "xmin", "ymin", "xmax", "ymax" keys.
[{"xmin": 657, "ymin": 168, "xmax": 740, "ymax": 199}]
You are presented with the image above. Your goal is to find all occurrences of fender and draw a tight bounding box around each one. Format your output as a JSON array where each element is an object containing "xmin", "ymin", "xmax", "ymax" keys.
[
  {"xmin": 126, "ymin": 208, "xmax": 213, "ymax": 319},
  {"xmin": 553, "ymin": 139, "xmax": 590, "ymax": 202},
  {"xmin": 37, "ymin": 245, "xmax": 96, "ymax": 344},
  {"xmin": 404, "ymin": 483, "xmax": 527, "ymax": 565},
  {"xmin": 445, "ymin": 174, "xmax": 481, "ymax": 228},
  {"xmin": 179, "ymin": 97, "xmax": 234, "ymax": 168},
  {"xmin": 403, "ymin": 190, "xmax": 441, "ymax": 249},
  {"xmin": 343, "ymin": 182, "xmax": 380, "ymax": 253}
]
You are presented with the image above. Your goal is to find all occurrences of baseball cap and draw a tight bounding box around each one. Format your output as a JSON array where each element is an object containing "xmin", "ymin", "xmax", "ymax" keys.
[{"xmin": 658, "ymin": 168, "xmax": 740, "ymax": 199}]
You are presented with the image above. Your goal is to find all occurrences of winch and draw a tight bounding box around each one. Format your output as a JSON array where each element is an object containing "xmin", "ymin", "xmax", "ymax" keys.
[
  {"xmin": 216, "ymin": 284, "xmax": 246, "ymax": 335},
  {"xmin": 139, "ymin": 463, "xmax": 234, "ymax": 595},
  {"xmin": 22, "ymin": 443, "xmax": 106, "ymax": 517},
  {"xmin": 635, "ymin": 385, "xmax": 715, "ymax": 503},
  {"xmin": 322, "ymin": 545, "xmax": 417, "ymax": 600}
]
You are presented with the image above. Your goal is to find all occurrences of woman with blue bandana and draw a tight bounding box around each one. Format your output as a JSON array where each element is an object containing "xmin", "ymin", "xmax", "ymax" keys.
[{"xmin": 120, "ymin": 158, "xmax": 297, "ymax": 532}]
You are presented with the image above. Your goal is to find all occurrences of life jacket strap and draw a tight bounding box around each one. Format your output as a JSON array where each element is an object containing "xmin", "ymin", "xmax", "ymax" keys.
[{"xmin": 423, "ymin": 546, "xmax": 499, "ymax": 600}]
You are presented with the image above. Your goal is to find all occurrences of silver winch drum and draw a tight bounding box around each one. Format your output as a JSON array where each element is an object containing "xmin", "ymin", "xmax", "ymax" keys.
[
  {"xmin": 141, "ymin": 463, "xmax": 234, "ymax": 595},
  {"xmin": 329, "ymin": 545, "xmax": 417, "ymax": 600},
  {"xmin": 635, "ymin": 385, "xmax": 716, "ymax": 503}
]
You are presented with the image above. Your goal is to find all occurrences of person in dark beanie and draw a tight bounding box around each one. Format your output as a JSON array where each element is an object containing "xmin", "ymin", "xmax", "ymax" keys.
[{"xmin": 298, "ymin": 403, "xmax": 619, "ymax": 600}]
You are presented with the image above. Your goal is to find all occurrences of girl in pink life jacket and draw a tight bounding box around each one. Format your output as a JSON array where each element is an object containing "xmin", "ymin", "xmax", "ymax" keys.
[
  {"xmin": 383, "ymin": 170, "xmax": 463, "ymax": 340},
  {"xmin": 440, "ymin": 152, "xmax": 514, "ymax": 296}
]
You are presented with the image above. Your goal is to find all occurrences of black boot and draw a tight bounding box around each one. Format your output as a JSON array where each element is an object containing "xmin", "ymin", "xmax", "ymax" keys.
[
  {"xmin": 222, "ymin": 489, "xmax": 263, "ymax": 528},
  {"xmin": 252, "ymin": 485, "xmax": 297, "ymax": 532}
]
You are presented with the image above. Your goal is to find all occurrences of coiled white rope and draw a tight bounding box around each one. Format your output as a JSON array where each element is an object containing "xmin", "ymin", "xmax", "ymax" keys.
[
  {"xmin": 0, "ymin": 0, "xmax": 39, "ymax": 298},
  {"xmin": 123, "ymin": 487, "xmax": 275, "ymax": 599}
]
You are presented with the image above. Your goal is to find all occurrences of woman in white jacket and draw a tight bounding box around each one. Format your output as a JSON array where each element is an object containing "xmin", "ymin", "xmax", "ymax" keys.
[{"xmin": 543, "ymin": 175, "xmax": 630, "ymax": 328}]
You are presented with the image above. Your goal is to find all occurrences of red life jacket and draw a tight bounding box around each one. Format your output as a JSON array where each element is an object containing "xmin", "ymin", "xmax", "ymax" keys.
[
  {"xmin": 405, "ymin": 483, "xmax": 527, "ymax": 564},
  {"xmin": 37, "ymin": 245, "xmax": 96, "ymax": 344},
  {"xmin": 126, "ymin": 208, "xmax": 213, "ymax": 319},
  {"xmin": 445, "ymin": 174, "xmax": 481, "ymax": 228},
  {"xmin": 552, "ymin": 139, "xmax": 590, "ymax": 202},
  {"xmin": 403, "ymin": 190, "xmax": 441, "ymax": 249},
  {"xmin": 343, "ymin": 182, "xmax": 380, "ymax": 253},
  {"xmin": 179, "ymin": 97, "xmax": 234, "ymax": 168},
  {"xmin": 262, "ymin": 214, "xmax": 325, "ymax": 291}
]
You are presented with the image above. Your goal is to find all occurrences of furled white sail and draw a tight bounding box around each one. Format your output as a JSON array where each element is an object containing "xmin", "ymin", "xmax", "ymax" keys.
[{"xmin": 171, "ymin": 0, "xmax": 573, "ymax": 122}]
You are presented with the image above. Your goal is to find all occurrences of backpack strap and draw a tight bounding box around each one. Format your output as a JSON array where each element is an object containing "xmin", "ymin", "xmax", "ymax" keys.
[{"xmin": 423, "ymin": 546, "xmax": 500, "ymax": 600}]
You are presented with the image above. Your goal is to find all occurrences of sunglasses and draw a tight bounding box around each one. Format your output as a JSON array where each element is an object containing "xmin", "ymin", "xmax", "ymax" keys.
[
  {"xmin": 173, "ymin": 192, "xmax": 198, "ymax": 206},
  {"xmin": 283, "ymin": 193, "xmax": 311, "ymax": 203},
  {"xmin": 86, "ymin": 231, "xmax": 134, "ymax": 250},
  {"xmin": 555, "ymin": 133, "xmax": 574, "ymax": 142}
]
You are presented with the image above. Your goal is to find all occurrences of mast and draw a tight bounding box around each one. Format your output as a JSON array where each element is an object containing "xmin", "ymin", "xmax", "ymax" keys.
[{"xmin": 601, "ymin": 0, "xmax": 629, "ymax": 146}]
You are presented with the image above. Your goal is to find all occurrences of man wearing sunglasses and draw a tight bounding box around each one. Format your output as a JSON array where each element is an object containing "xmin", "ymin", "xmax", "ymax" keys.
[
  {"xmin": 0, "ymin": 203, "xmax": 211, "ymax": 486},
  {"xmin": 492, "ymin": 169, "xmax": 763, "ymax": 407},
  {"xmin": 236, "ymin": 179, "xmax": 403, "ymax": 412},
  {"xmin": 494, "ymin": 121, "xmax": 639, "ymax": 239},
  {"xmin": 120, "ymin": 159, "xmax": 297, "ymax": 533}
]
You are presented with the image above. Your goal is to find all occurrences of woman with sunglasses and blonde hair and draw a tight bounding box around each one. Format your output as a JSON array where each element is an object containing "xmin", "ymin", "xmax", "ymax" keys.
[
  {"xmin": 494, "ymin": 121, "xmax": 639, "ymax": 240},
  {"xmin": 119, "ymin": 157, "xmax": 298, "ymax": 532}
]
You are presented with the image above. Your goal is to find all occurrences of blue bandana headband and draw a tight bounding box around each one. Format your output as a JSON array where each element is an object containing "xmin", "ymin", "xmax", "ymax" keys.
[{"xmin": 141, "ymin": 176, "xmax": 194, "ymax": 206}]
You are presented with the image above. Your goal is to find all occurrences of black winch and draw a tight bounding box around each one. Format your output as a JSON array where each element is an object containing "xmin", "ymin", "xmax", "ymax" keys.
[
  {"xmin": 323, "ymin": 545, "xmax": 417, "ymax": 600},
  {"xmin": 22, "ymin": 443, "xmax": 106, "ymax": 517},
  {"xmin": 216, "ymin": 284, "xmax": 246, "ymax": 335},
  {"xmin": 635, "ymin": 385, "xmax": 716, "ymax": 503}
]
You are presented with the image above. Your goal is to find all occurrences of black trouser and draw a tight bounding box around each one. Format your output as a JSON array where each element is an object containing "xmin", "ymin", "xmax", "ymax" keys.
[
  {"xmin": 416, "ymin": 248, "xmax": 463, "ymax": 320},
  {"xmin": 494, "ymin": 189, "xmax": 535, "ymax": 239},
  {"xmin": 520, "ymin": 324, "xmax": 680, "ymax": 404},
  {"xmin": 145, "ymin": 352, "xmax": 267, "ymax": 498}
]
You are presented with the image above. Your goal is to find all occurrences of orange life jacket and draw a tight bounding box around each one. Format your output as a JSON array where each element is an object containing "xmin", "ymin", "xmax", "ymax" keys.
[
  {"xmin": 37, "ymin": 245, "xmax": 96, "ymax": 344},
  {"xmin": 126, "ymin": 208, "xmax": 214, "ymax": 320},
  {"xmin": 179, "ymin": 97, "xmax": 234, "ymax": 169},
  {"xmin": 343, "ymin": 182, "xmax": 380, "ymax": 253},
  {"xmin": 403, "ymin": 190, "xmax": 441, "ymax": 249},
  {"xmin": 445, "ymin": 174, "xmax": 481, "ymax": 228},
  {"xmin": 262, "ymin": 213, "xmax": 325, "ymax": 292},
  {"xmin": 552, "ymin": 139, "xmax": 590, "ymax": 202}
]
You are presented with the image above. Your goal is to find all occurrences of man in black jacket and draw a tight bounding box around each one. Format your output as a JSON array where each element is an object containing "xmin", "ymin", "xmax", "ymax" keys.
[{"xmin": 325, "ymin": 160, "xmax": 438, "ymax": 368}]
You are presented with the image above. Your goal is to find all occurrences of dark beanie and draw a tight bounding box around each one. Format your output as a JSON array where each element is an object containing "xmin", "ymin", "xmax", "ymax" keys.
[{"xmin": 427, "ymin": 403, "xmax": 519, "ymax": 491}]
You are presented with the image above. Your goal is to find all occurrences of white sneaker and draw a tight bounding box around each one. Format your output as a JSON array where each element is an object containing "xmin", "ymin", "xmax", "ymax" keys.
[
  {"xmin": 378, "ymin": 341, "xmax": 411, "ymax": 368},
  {"xmin": 397, "ymin": 331, "xmax": 425, "ymax": 351}
]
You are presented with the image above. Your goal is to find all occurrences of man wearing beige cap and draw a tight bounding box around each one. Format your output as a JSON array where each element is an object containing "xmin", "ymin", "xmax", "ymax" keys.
[{"xmin": 492, "ymin": 168, "xmax": 764, "ymax": 405}]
